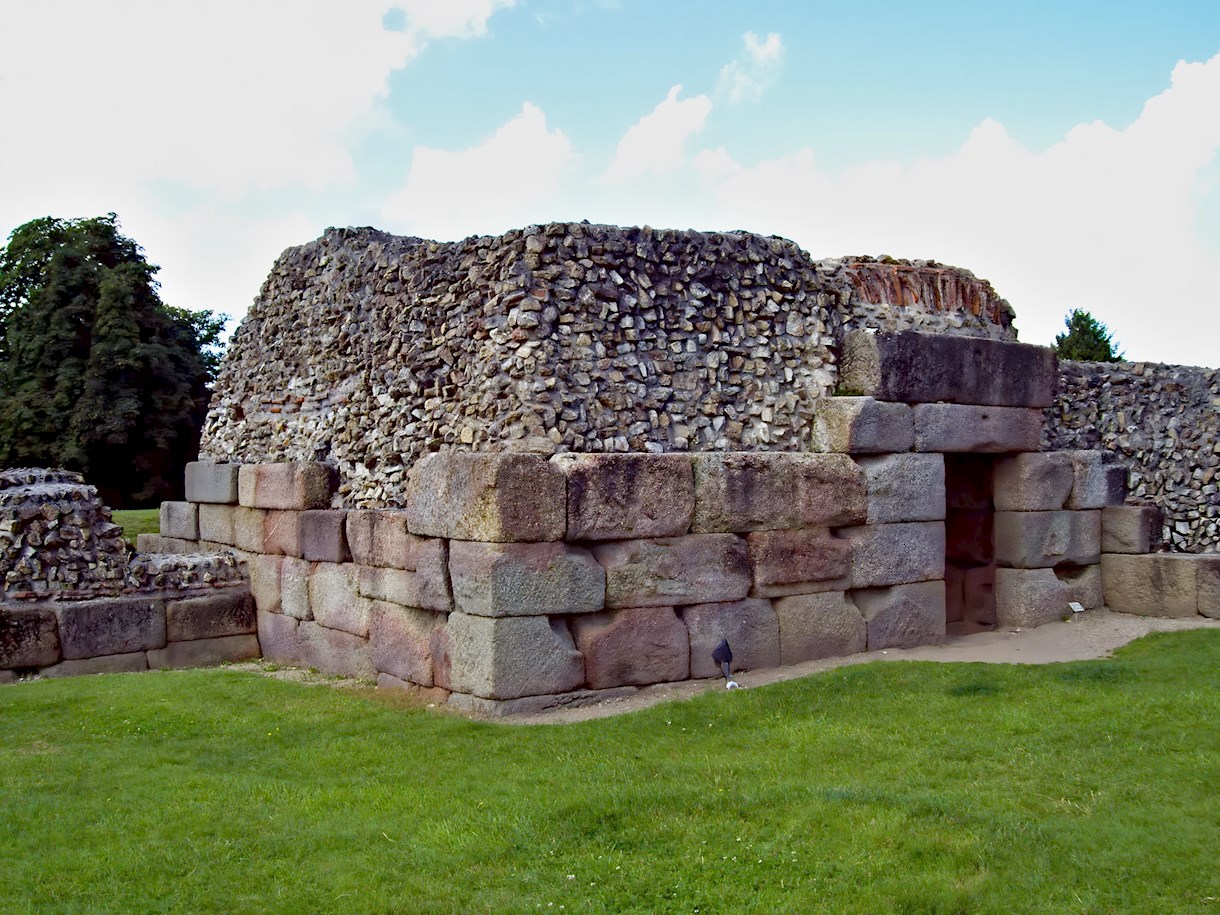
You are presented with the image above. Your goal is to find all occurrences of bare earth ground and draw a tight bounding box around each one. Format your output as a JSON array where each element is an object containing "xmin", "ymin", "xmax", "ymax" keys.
[{"xmin": 230, "ymin": 609, "xmax": 1218, "ymax": 725}]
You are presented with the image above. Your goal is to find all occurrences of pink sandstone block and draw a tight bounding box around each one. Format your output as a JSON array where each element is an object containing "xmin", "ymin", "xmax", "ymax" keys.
[
  {"xmin": 238, "ymin": 463, "xmax": 335, "ymax": 510},
  {"xmin": 683, "ymin": 598, "xmax": 780, "ymax": 677},
  {"xmin": 747, "ymin": 528, "xmax": 851, "ymax": 598},
  {"xmin": 262, "ymin": 511, "xmax": 304, "ymax": 557},
  {"xmin": 300, "ymin": 510, "xmax": 350, "ymax": 563},
  {"xmin": 773, "ymin": 591, "xmax": 866, "ymax": 664},
  {"xmin": 593, "ymin": 534, "xmax": 750, "ymax": 609},
  {"xmin": 570, "ymin": 607, "xmax": 689, "ymax": 688},
  {"xmin": 369, "ymin": 601, "xmax": 439, "ymax": 686},
  {"xmin": 257, "ymin": 610, "xmax": 301, "ymax": 664},
  {"xmin": 148, "ymin": 634, "xmax": 260, "ymax": 669},
  {"xmin": 297, "ymin": 621, "xmax": 375, "ymax": 679},
  {"xmin": 554, "ymin": 453, "xmax": 695, "ymax": 540}
]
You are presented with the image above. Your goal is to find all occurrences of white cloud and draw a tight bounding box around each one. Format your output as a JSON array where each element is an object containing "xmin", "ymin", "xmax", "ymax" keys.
[
  {"xmin": 716, "ymin": 31, "xmax": 784, "ymax": 105},
  {"xmin": 601, "ymin": 85, "xmax": 713, "ymax": 185},
  {"xmin": 383, "ymin": 103, "xmax": 576, "ymax": 239},
  {"xmin": 688, "ymin": 53, "xmax": 1220, "ymax": 366}
]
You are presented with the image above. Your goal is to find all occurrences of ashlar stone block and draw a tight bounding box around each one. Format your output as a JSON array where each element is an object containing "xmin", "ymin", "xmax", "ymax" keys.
[
  {"xmin": 308, "ymin": 562, "xmax": 372, "ymax": 636},
  {"xmin": 691, "ymin": 452, "xmax": 867, "ymax": 532},
  {"xmin": 54, "ymin": 596, "xmax": 167, "ymax": 660},
  {"xmin": 1066, "ymin": 451, "xmax": 1121, "ymax": 510},
  {"xmin": 842, "ymin": 521, "xmax": 945, "ymax": 589},
  {"xmin": 1197, "ymin": 555, "xmax": 1220, "ymax": 620},
  {"xmin": 346, "ymin": 510, "xmax": 417, "ymax": 567},
  {"xmin": 257, "ymin": 610, "xmax": 301, "ymax": 664},
  {"xmin": 148, "ymin": 634, "xmax": 260, "ymax": 669},
  {"xmin": 570, "ymin": 606, "xmax": 689, "ymax": 688},
  {"xmin": 406, "ymin": 453, "xmax": 566, "ymax": 542},
  {"xmin": 238, "ymin": 462, "xmax": 335, "ymax": 510},
  {"xmin": 812, "ymin": 397, "xmax": 914, "ymax": 454},
  {"xmin": 555, "ymin": 453, "xmax": 695, "ymax": 540},
  {"xmin": 684, "ymin": 598, "xmax": 780, "ymax": 678},
  {"xmin": 441, "ymin": 612, "xmax": 584, "ymax": 700},
  {"xmin": 449, "ymin": 541, "xmax": 604, "ymax": 617},
  {"xmin": 280, "ymin": 557, "xmax": 312, "ymax": 620},
  {"xmin": 197, "ymin": 504, "xmax": 236, "ymax": 546},
  {"xmin": 913, "ymin": 404, "xmax": 1043, "ymax": 453},
  {"xmin": 856, "ymin": 453, "xmax": 945, "ymax": 523},
  {"xmin": 1101, "ymin": 553, "xmax": 1198, "ymax": 618},
  {"xmin": 992, "ymin": 453, "xmax": 1074, "ymax": 512},
  {"xmin": 369, "ymin": 601, "xmax": 439, "ymax": 686},
  {"xmin": 262, "ymin": 511, "xmax": 303, "ymax": 557},
  {"xmin": 185, "ymin": 462, "xmax": 239, "ymax": 504},
  {"xmin": 297, "ymin": 621, "xmax": 375, "ymax": 679},
  {"xmin": 233, "ymin": 507, "xmax": 267, "ymax": 553},
  {"xmin": 852, "ymin": 580, "xmax": 946, "ymax": 650},
  {"xmin": 41, "ymin": 652, "xmax": 149, "ymax": 677},
  {"xmin": 746, "ymin": 528, "xmax": 851, "ymax": 597},
  {"xmin": 1101, "ymin": 504, "xmax": 1162, "ymax": 554},
  {"xmin": 993, "ymin": 511, "xmax": 1101, "ymax": 569},
  {"xmin": 994, "ymin": 568, "xmax": 1071, "ymax": 628},
  {"xmin": 0, "ymin": 606, "xmax": 61, "ymax": 668},
  {"xmin": 165, "ymin": 588, "xmax": 256, "ymax": 641},
  {"xmin": 774, "ymin": 591, "xmax": 866, "ymax": 665},
  {"xmin": 300, "ymin": 510, "xmax": 350, "ymax": 563},
  {"xmin": 593, "ymin": 534, "xmax": 750, "ymax": 609},
  {"xmin": 159, "ymin": 501, "xmax": 199, "ymax": 541}
]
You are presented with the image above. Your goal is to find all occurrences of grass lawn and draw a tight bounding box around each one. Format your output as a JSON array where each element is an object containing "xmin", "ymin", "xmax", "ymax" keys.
[
  {"xmin": 1, "ymin": 630, "xmax": 1216, "ymax": 914},
  {"xmin": 111, "ymin": 508, "xmax": 159, "ymax": 547}
]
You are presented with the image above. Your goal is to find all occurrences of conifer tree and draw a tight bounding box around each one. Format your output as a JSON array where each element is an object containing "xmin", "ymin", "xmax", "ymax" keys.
[{"xmin": 1053, "ymin": 309, "xmax": 1124, "ymax": 362}]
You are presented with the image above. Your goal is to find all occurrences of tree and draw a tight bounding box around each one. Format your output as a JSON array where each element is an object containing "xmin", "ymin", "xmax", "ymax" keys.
[
  {"xmin": 1053, "ymin": 309, "xmax": 1124, "ymax": 362},
  {"xmin": 0, "ymin": 214, "xmax": 226, "ymax": 507}
]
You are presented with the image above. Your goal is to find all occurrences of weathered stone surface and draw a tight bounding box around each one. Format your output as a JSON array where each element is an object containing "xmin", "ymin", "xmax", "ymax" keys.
[
  {"xmin": 449, "ymin": 541, "xmax": 604, "ymax": 617},
  {"xmin": 160, "ymin": 501, "xmax": 199, "ymax": 541},
  {"xmin": 913, "ymin": 404, "xmax": 1043, "ymax": 453},
  {"xmin": 441, "ymin": 612, "xmax": 584, "ymax": 700},
  {"xmin": 852, "ymin": 581, "xmax": 946, "ymax": 650},
  {"xmin": 691, "ymin": 452, "xmax": 866, "ymax": 532},
  {"xmin": 149, "ymin": 634, "xmax": 260, "ymax": 669},
  {"xmin": 166, "ymin": 588, "xmax": 256, "ymax": 641},
  {"xmin": 556, "ymin": 453, "xmax": 695, "ymax": 540},
  {"xmin": 594, "ymin": 534, "xmax": 750, "ymax": 609},
  {"xmin": 135, "ymin": 533, "xmax": 166, "ymax": 552},
  {"xmin": 994, "ymin": 568, "xmax": 1071, "ymax": 628},
  {"xmin": 746, "ymin": 528, "xmax": 851, "ymax": 597},
  {"xmin": 185, "ymin": 462, "xmax": 239, "ymax": 504},
  {"xmin": 300, "ymin": 510, "xmax": 350, "ymax": 563},
  {"xmin": 262, "ymin": 511, "xmax": 303, "ymax": 557},
  {"xmin": 246, "ymin": 554, "xmax": 282, "ymax": 615},
  {"xmin": 1197, "ymin": 555, "xmax": 1220, "ymax": 619},
  {"xmin": 41, "ymin": 652, "xmax": 149, "ymax": 677},
  {"xmin": 842, "ymin": 522, "xmax": 945, "ymax": 588},
  {"xmin": 369, "ymin": 601, "xmax": 438, "ymax": 686},
  {"xmin": 280, "ymin": 557, "xmax": 312, "ymax": 620},
  {"xmin": 406, "ymin": 453, "xmax": 566, "ymax": 543},
  {"xmin": 684, "ymin": 598, "xmax": 780, "ymax": 677},
  {"xmin": 1066, "ymin": 451, "xmax": 1120, "ymax": 510},
  {"xmin": 197, "ymin": 504, "xmax": 236, "ymax": 546},
  {"xmin": 774, "ymin": 591, "xmax": 866, "ymax": 664},
  {"xmin": 993, "ymin": 453, "xmax": 1074, "ymax": 511},
  {"xmin": 1101, "ymin": 554, "xmax": 1198, "ymax": 618},
  {"xmin": 297, "ymin": 621, "xmax": 375, "ymax": 679},
  {"xmin": 308, "ymin": 563, "xmax": 371, "ymax": 636},
  {"xmin": 570, "ymin": 606, "xmax": 689, "ymax": 688},
  {"xmin": 356, "ymin": 566, "xmax": 447, "ymax": 613},
  {"xmin": 856, "ymin": 453, "xmax": 945, "ymax": 523},
  {"xmin": 1101, "ymin": 504, "xmax": 1162, "ymax": 554},
  {"xmin": 447, "ymin": 685, "xmax": 638, "ymax": 718},
  {"xmin": 840, "ymin": 329, "xmax": 1057, "ymax": 407},
  {"xmin": 1057, "ymin": 564, "xmax": 1104, "ymax": 609},
  {"xmin": 233, "ymin": 507, "xmax": 267, "ymax": 553},
  {"xmin": 375, "ymin": 672, "xmax": 450, "ymax": 704},
  {"xmin": 813, "ymin": 397, "xmax": 914, "ymax": 454},
  {"xmin": 345, "ymin": 510, "xmax": 417, "ymax": 567},
  {"xmin": 993, "ymin": 511, "xmax": 1101, "ymax": 569},
  {"xmin": 238, "ymin": 462, "xmax": 335, "ymax": 510},
  {"xmin": 0, "ymin": 606, "xmax": 60, "ymax": 668},
  {"xmin": 55, "ymin": 596, "xmax": 166, "ymax": 659},
  {"xmin": 257, "ymin": 609, "xmax": 301, "ymax": 663}
]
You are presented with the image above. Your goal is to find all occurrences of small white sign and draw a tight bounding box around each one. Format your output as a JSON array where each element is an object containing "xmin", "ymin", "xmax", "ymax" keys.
[{"xmin": 1068, "ymin": 601, "xmax": 1086, "ymax": 614}]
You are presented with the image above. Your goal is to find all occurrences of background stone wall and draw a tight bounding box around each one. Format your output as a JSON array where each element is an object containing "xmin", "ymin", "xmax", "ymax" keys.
[
  {"xmin": 201, "ymin": 224, "xmax": 1016, "ymax": 508},
  {"xmin": 1043, "ymin": 360, "xmax": 1220, "ymax": 552}
]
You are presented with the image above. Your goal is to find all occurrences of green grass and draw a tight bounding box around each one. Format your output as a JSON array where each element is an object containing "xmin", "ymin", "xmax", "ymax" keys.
[
  {"xmin": 111, "ymin": 508, "xmax": 159, "ymax": 546},
  {"xmin": 2, "ymin": 631, "xmax": 1217, "ymax": 914}
]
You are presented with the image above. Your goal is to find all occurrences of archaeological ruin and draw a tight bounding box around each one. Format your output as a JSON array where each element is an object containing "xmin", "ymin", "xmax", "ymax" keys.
[{"xmin": 2, "ymin": 222, "xmax": 1216, "ymax": 710}]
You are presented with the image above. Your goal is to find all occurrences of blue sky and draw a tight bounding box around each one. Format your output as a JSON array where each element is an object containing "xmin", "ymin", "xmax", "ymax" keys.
[{"xmin": 2, "ymin": 1, "xmax": 1218, "ymax": 364}]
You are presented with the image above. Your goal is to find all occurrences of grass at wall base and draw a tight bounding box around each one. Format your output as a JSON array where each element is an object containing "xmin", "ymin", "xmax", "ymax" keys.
[{"xmin": 2, "ymin": 631, "xmax": 1215, "ymax": 913}]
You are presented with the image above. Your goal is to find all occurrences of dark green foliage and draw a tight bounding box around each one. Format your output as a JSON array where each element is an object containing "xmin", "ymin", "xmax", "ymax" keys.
[
  {"xmin": 0, "ymin": 214, "xmax": 226, "ymax": 507},
  {"xmin": 1053, "ymin": 308, "xmax": 1124, "ymax": 362}
]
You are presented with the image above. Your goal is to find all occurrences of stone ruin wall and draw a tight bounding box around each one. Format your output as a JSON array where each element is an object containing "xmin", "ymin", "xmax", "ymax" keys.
[
  {"xmin": 200, "ymin": 223, "xmax": 1016, "ymax": 508},
  {"xmin": 1043, "ymin": 360, "xmax": 1220, "ymax": 552}
]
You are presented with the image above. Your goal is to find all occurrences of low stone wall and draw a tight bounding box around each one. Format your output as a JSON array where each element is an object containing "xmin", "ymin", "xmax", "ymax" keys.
[{"xmin": 1043, "ymin": 360, "xmax": 1220, "ymax": 552}]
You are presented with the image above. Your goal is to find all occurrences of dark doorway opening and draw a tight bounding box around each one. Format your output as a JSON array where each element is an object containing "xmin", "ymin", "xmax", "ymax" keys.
[{"xmin": 945, "ymin": 454, "xmax": 998, "ymax": 634}]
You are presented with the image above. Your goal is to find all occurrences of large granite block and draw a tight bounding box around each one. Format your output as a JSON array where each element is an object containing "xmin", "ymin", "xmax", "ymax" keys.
[
  {"xmin": 238, "ymin": 462, "xmax": 335, "ymax": 510},
  {"xmin": 556, "ymin": 453, "xmax": 695, "ymax": 540},
  {"xmin": 346, "ymin": 510, "xmax": 418, "ymax": 567},
  {"xmin": 839, "ymin": 329, "xmax": 1057, "ymax": 407},
  {"xmin": 813, "ymin": 397, "xmax": 914, "ymax": 454},
  {"xmin": 774, "ymin": 591, "xmax": 867, "ymax": 664},
  {"xmin": 594, "ymin": 534, "xmax": 750, "ymax": 609},
  {"xmin": 358, "ymin": 565, "xmax": 452, "ymax": 613},
  {"xmin": 993, "ymin": 511, "xmax": 1101, "ymax": 569},
  {"xmin": 684, "ymin": 598, "xmax": 780, "ymax": 678},
  {"xmin": 993, "ymin": 453, "xmax": 1074, "ymax": 511},
  {"xmin": 185, "ymin": 462, "xmax": 239, "ymax": 504},
  {"xmin": 233, "ymin": 507, "xmax": 267, "ymax": 553},
  {"xmin": 197, "ymin": 504, "xmax": 236, "ymax": 546},
  {"xmin": 1197, "ymin": 556, "xmax": 1220, "ymax": 620},
  {"xmin": 1101, "ymin": 504, "xmax": 1162, "ymax": 554},
  {"xmin": 405, "ymin": 453, "xmax": 566, "ymax": 542},
  {"xmin": 994, "ymin": 568, "xmax": 1070, "ymax": 628},
  {"xmin": 300, "ymin": 510, "xmax": 350, "ymax": 563},
  {"xmin": 257, "ymin": 610, "xmax": 301, "ymax": 664},
  {"xmin": 691, "ymin": 452, "xmax": 866, "ymax": 532},
  {"xmin": 54, "ymin": 596, "xmax": 166, "ymax": 659},
  {"xmin": 857, "ymin": 453, "xmax": 945, "ymax": 523},
  {"xmin": 298, "ymin": 621, "xmax": 375, "ymax": 679},
  {"xmin": 165, "ymin": 588, "xmax": 256, "ymax": 641},
  {"xmin": 41, "ymin": 652, "xmax": 149, "ymax": 677},
  {"xmin": 746, "ymin": 528, "xmax": 851, "ymax": 597},
  {"xmin": 852, "ymin": 581, "xmax": 946, "ymax": 650},
  {"xmin": 1101, "ymin": 553, "xmax": 1198, "ymax": 618},
  {"xmin": 842, "ymin": 522, "xmax": 945, "ymax": 588},
  {"xmin": 308, "ymin": 562, "xmax": 372, "ymax": 636},
  {"xmin": 570, "ymin": 606, "xmax": 689, "ymax": 688},
  {"xmin": 913, "ymin": 404, "xmax": 1043, "ymax": 453},
  {"xmin": 148, "ymin": 634, "xmax": 260, "ymax": 669},
  {"xmin": 262, "ymin": 510, "xmax": 303, "ymax": 557},
  {"xmin": 1066, "ymin": 451, "xmax": 1121, "ymax": 510},
  {"xmin": 159, "ymin": 501, "xmax": 199, "ymax": 541},
  {"xmin": 0, "ymin": 606, "xmax": 61, "ymax": 668},
  {"xmin": 369, "ymin": 601, "xmax": 439, "ymax": 686},
  {"xmin": 280, "ymin": 557, "xmax": 312, "ymax": 620},
  {"xmin": 449, "ymin": 541, "xmax": 604, "ymax": 617},
  {"xmin": 440, "ymin": 612, "xmax": 584, "ymax": 700}
]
